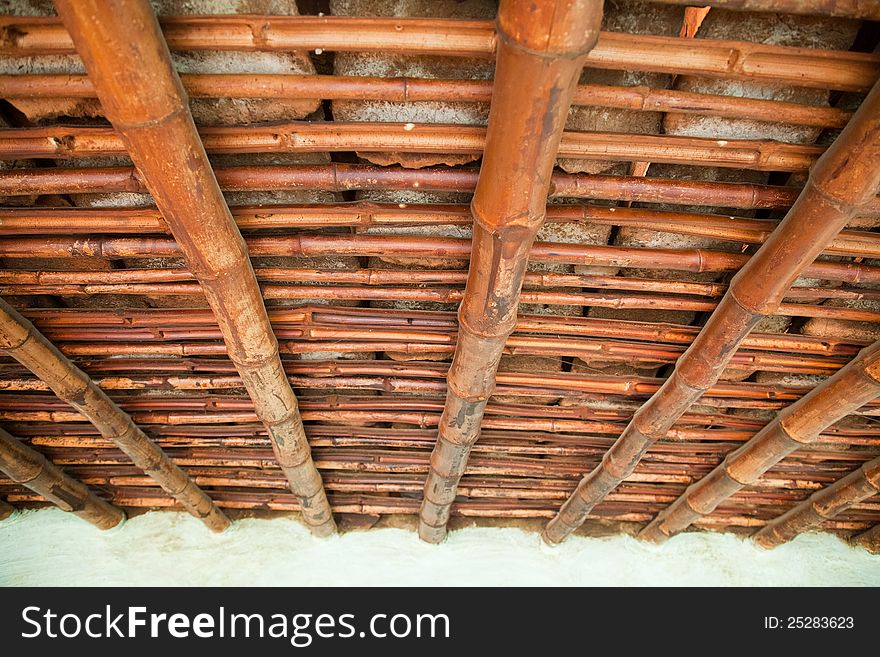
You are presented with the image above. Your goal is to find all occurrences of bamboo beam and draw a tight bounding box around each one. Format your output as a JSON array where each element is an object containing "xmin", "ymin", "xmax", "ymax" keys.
[
  {"xmin": 3, "ymin": 202, "xmax": 879, "ymax": 260},
  {"xmin": 0, "ymin": 297, "xmax": 228, "ymax": 531},
  {"xmin": 0, "ymin": 122, "xmax": 824, "ymax": 172},
  {"xmin": 0, "ymin": 498, "xmax": 14, "ymax": 520},
  {"xmin": 53, "ymin": 0, "xmax": 335, "ymax": 535},
  {"xmin": 3, "ymin": 233, "xmax": 879, "ymax": 286},
  {"xmin": 752, "ymin": 456, "xmax": 880, "ymax": 548},
  {"xmin": 639, "ymin": 340, "xmax": 880, "ymax": 543},
  {"xmin": 418, "ymin": 0, "xmax": 603, "ymax": 543},
  {"xmin": 853, "ymin": 523, "xmax": 880, "ymax": 553},
  {"xmin": 0, "ymin": 74, "xmax": 851, "ymax": 129},
  {"xmin": 0, "ymin": 425, "xmax": 125, "ymax": 529},
  {"xmin": 542, "ymin": 79, "xmax": 880, "ymax": 545},
  {"xmin": 647, "ymin": 0, "xmax": 880, "ymax": 20},
  {"xmin": 6, "ymin": 164, "xmax": 877, "ymax": 215},
  {"xmin": 0, "ymin": 16, "xmax": 876, "ymax": 91}
]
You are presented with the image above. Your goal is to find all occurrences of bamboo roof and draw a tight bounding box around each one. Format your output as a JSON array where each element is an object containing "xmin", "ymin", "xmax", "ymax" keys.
[{"xmin": 0, "ymin": 0, "xmax": 878, "ymax": 548}]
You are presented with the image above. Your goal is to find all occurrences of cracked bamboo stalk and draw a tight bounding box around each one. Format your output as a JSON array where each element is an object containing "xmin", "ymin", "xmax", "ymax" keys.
[
  {"xmin": 542, "ymin": 78, "xmax": 880, "ymax": 545},
  {"xmin": 0, "ymin": 425, "xmax": 125, "ymax": 530},
  {"xmin": 753, "ymin": 455, "xmax": 880, "ymax": 548},
  {"xmin": 0, "ymin": 15, "xmax": 876, "ymax": 91},
  {"xmin": 639, "ymin": 340, "xmax": 880, "ymax": 543},
  {"xmin": 418, "ymin": 0, "xmax": 604, "ymax": 543},
  {"xmin": 53, "ymin": 0, "xmax": 334, "ymax": 535},
  {"xmin": 0, "ymin": 297, "xmax": 228, "ymax": 531}
]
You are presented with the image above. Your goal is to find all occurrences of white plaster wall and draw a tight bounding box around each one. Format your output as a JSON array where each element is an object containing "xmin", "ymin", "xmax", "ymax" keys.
[{"xmin": 1, "ymin": 509, "xmax": 878, "ymax": 586}]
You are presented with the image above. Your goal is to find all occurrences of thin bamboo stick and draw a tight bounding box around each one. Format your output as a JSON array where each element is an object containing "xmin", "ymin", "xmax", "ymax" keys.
[
  {"xmin": 6, "ymin": 164, "xmax": 875, "ymax": 214},
  {"xmin": 0, "ymin": 425, "xmax": 124, "ymax": 529},
  {"xmin": 2, "ymin": 202, "xmax": 879, "ymax": 259},
  {"xmin": 0, "ymin": 74, "xmax": 851, "ymax": 129},
  {"xmin": 418, "ymin": 0, "xmax": 604, "ymax": 543},
  {"xmin": 752, "ymin": 455, "xmax": 880, "ymax": 548},
  {"xmin": 2, "ymin": 233, "xmax": 877, "ymax": 285},
  {"xmin": 0, "ymin": 122, "xmax": 824, "ymax": 171},
  {"xmin": 0, "ymin": 16, "xmax": 876, "ymax": 91},
  {"xmin": 53, "ymin": 0, "xmax": 336, "ymax": 535},
  {"xmin": 639, "ymin": 340, "xmax": 880, "ymax": 543},
  {"xmin": 0, "ymin": 297, "xmax": 229, "ymax": 531},
  {"xmin": 648, "ymin": 0, "xmax": 880, "ymax": 19},
  {"xmin": 542, "ymin": 79, "xmax": 880, "ymax": 545}
]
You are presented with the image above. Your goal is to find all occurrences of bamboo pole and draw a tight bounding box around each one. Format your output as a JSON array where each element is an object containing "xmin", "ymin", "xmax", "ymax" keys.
[
  {"xmin": 0, "ymin": 425, "xmax": 125, "ymax": 529},
  {"xmin": 0, "ymin": 297, "xmax": 228, "ymax": 531},
  {"xmin": 0, "ymin": 122, "xmax": 824, "ymax": 172},
  {"xmin": 752, "ymin": 455, "xmax": 880, "ymax": 548},
  {"xmin": 647, "ymin": 0, "xmax": 880, "ymax": 19},
  {"xmin": 418, "ymin": 0, "xmax": 603, "ymax": 543},
  {"xmin": 2, "ymin": 201, "xmax": 879, "ymax": 259},
  {"xmin": 0, "ymin": 498, "xmax": 14, "ymax": 520},
  {"xmin": 0, "ymin": 16, "xmax": 876, "ymax": 91},
  {"xmin": 853, "ymin": 523, "xmax": 880, "ymax": 553},
  {"xmin": 6, "ymin": 164, "xmax": 876, "ymax": 215},
  {"xmin": 542, "ymin": 79, "xmax": 880, "ymax": 545},
  {"xmin": 2, "ymin": 233, "xmax": 878, "ymax": 285},
  {"xmin": 53, "ymin": 0, "xmax": 335, "ymax": 535},
  {"xmin": 0, "ymin": 74, "xmax": 851, "ymax": 129},
  {"xmin": 639, "ymin": 340, "xmax": 880, "ymax": 543}
]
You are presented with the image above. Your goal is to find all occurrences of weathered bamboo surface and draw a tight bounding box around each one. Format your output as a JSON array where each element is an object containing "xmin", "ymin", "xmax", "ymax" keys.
[
  {"xmin": 0, "ymin": 74, "xmax": 852, "ymax": 129},
  {"xmin": 53, "ymin": 0, "xmax": 335, "ymax": 536},
  {"xmin": 753, "ymin": 455, "xmax": 880, "ymax": 547},
  {"xmin": 854, "ymin": 522, "xmax": 880, "ymax": 553},
  {"xmin": 0, "ymin": 425, "xmax": 124, "ymax": 529},
  {"xmin": 0, "ymin": 498, "xmax": 14, "ymax": 520},
  {"xmin": 0, "ymin": 298, "xmax": 229, "ymax": 531},
  {"xmin": 543, "ymin": 79, "xmax": 880, "ymax": 545},
  {"xmin": 1, "ymin": 16, "xmax": 876, "ymax": 91},
  {"xmin": 639, "ymin": 340, "xmax": 880, "ymax": 543}
]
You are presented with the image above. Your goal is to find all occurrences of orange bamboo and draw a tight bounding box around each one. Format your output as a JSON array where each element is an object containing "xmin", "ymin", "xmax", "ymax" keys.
[
  {"xmin": 753, "ymin": 455, "xmax": 880, "ymax": 548},
  {"xmin": 543, "ymin": 79, "xmax": 880, "ymax": 545},
  {"xmin": 53, "ymin": 0, "xmax": 334, "ymax": 535},
  {"xmin": 4, "ymin": 164, "xmax": 872, "ymax": 214},
  {"xmin": 0, "ymin": 297, "xmax": 228, "ymax": 531},
  {"xmin": 639, "ymin": 340, "xmax": 880, "ymax": 543},
  {"xmin": 0, "ymin": 16, "xmax": 876, "ymax": 91},
  {"xmin": 0, "ymin": 425, "xmax": 125, "ymax": 529},
  {"xmin": 2, "ymin": 233, "xmax": 878, "ymax": 285},
  {"xmin": 418, "ymin": 0, "xmax": 603, "ymax": 543},
  {"xmin": 0, "ymin": 122, "xmax": 823, "ymax": 172},
  {"xmin": 2, "ymin": 201, "xmax": 878, "ymax": 259},
  {"xmin": 0, "ymin": 73, "xmax": 851, "ymax": 129}
]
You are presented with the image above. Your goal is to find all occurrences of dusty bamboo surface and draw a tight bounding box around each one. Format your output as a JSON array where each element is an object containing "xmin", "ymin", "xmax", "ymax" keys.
[
  {"xmin": 3, "ymin": 232, "xmax": 878, "ymax": 286},
  {"xmin": 639, "ymin": 340, "xmax": 880, "ymax": 543},
  {"xmin": 0, "ymin": 425, "xmax": 125, "ymax": 530},
  {"xmin": 418, "ymin": 0, "xmax": 603, "ymax": 543},
  {"xmin": 854, "ymin": 523, "xmax": 880, "ymax": 553},
  {"xmin": 1, "ymin": 15, "xmax": 876, "ymax": 92},
  {"xmin": 0, "ymin": 73, "xmax": 852, "ymax": 129},
  {"xmin": 53, "ymin": 0, "xmax": 335, "ymax": 536},
  {"xmin": 649, "ymin": 1, "xmax": 880, "ymax": 20},
  {"xmin": 0, "ymin": 297, "xmax": 228, "ymax": 531},
  {"xmin": 2, "ymin": 201, "xmax": 879, "ymax": 259},
  {"xmin": 4, "ymin": 164, "xmax": 878, "ymax": 215},
  {"xmin": 0, "ymin": 122, "xmax": 826, "ymax": 172},
  {"xmin": 753, "ymin": 455, "xmax": 880, "ymax": 548},
  {"xmin": 542, "ymin": 79, "xmax": 880, "ymax": 546}
]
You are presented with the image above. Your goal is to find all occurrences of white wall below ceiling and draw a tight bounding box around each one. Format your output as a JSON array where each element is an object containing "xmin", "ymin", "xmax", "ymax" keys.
[{"xmin": 1, "ymin": 508, "xmax": 877, "ymax": 586}]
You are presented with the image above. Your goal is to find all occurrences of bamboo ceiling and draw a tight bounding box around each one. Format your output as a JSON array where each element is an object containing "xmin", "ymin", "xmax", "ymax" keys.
[{"xmin": 0, "ymin": 0, "xmax": 879, "ymax": 550}]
